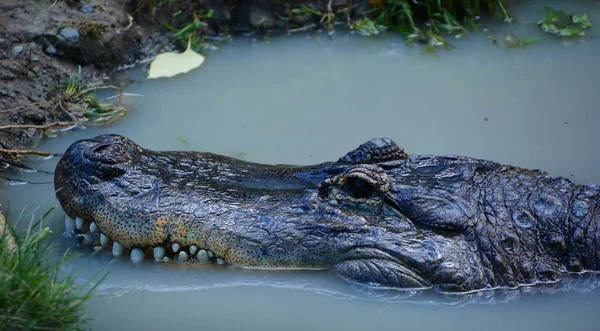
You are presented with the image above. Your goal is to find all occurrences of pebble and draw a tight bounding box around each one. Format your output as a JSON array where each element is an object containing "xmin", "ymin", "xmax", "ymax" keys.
[
  {"xmin": 45, "ymin": 44, "xmax": 57, "ymax": 55},
  {"xmin": 80, "ymin": 4, "xmax": 93, "ymax": 13},
  {"xmin": 25, "ymin": 31, "xmax": 38, "ymax": 40},
  {"xmin": 59, "ymin": 27, "xmax": 80, "ymax": 44},
  {"xmin": 11, "ymin": 45, "xmax": 24, "ymax": 56}
]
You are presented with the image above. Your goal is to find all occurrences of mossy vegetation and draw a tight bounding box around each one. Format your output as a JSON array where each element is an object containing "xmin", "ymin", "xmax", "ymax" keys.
[
  {"xmin": 77, "ymin": 20, "xmax": 109, "ymax": 40},
  {"xmin": 0, "ymin": 207, "xmax": 106, "ymax": 330}
]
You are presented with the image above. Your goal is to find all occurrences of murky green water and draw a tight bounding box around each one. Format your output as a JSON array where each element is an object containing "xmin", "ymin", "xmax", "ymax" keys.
[{"xmin": 2, "ymin": 0, "xmax": 600, "ymax": 330}]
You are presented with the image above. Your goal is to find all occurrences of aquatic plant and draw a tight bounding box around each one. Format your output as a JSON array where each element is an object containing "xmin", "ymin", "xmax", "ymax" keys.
[
  {"xmin": 537, "ymin": 7, "xmax": 593, "ymax": 37},
  {"xmin": 0, "ymin": 207, "xmax": 106, "ymax": 330}
]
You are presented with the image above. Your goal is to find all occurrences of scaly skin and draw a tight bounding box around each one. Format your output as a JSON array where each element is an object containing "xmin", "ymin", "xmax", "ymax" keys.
[{"xmin": 54, "ymin": 134, "xmax": 600, "ymax": 293}]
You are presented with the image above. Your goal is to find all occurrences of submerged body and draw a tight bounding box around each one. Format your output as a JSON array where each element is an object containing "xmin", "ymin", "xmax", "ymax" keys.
[{"xmin": 55, "ymin": 134, "xmax": 599, "ymax": 293}]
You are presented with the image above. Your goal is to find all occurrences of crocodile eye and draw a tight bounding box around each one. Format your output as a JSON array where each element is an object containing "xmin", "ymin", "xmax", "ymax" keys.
[{"xmin": 342, "ymin": 178, "xmax": 376, "ymax": 199}]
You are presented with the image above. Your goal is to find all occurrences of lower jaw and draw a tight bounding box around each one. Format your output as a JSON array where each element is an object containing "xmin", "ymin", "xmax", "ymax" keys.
[{"xmin": 64, "ymin": 214, "xmax": 229, "ymax": 266}]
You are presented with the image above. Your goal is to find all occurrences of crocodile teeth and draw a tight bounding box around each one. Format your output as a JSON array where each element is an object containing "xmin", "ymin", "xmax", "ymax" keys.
[
  {"xmin": 89, "ymin": 222, "xmax": 98, "ymax": 233},
  {"xmin": 65, "ymin": 215, "xmax": 75, "ymax": 234},
  {"xmin": 76, "ymin": 233, "xmax": 94, "ymax": 245},
  {"xmin": 75, "ymin": 216, "xmax": 84, "ymax": 230},
  {"xmin": 172, "ymin": 242, "xmax": 181, "ymax": 253},
  {"xmin": 178, "ymin": 251, "xmax": 189, "ymax": 262},
  {"xmin": 189, "ymin": 245, "xmax": 198, "ymax": 256},
  {"xmin": 196, "ymin": 250, "xmax": 209, "ymax": 262},
  {"xmin": 112, "ymin": 242, "xmax": 124, "ymax": 256},
  {"xmin": 216, "ymin": 257, "xmax": 225, "ymax": 265},
  {"xmin": 100, "ymin": 233, "xmax": 109, "ymax": 246},
  {"xmin": 207, "ymin": 249, "xmax": 214, "ymax": 258},
  {"xmin": 130, "ymin": 248, "xmax": 145, "ymax": 264},
  {"xmin": 153, "ymin": 246, "xmax": 166, "ymax": 262}
]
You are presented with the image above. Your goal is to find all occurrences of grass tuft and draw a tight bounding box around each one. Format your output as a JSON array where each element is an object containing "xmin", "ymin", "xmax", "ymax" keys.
[
  {"xmin": 50, "ymin": 67, "xmax": 131, "ymax": 126},
  {"xmin": 163, "ymin": 9, "xmax": 220, "ymax": 53},
  {"xmin": 0, "ymin": 207, "xmax": 107, "ymax": 330},
  {"xmin": 284, "ymin": 0, "xmax": 516, "ymax": 52}
]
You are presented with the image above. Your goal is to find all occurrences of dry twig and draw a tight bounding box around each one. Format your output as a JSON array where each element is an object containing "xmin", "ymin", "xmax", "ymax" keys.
[
  {"xmin": 0, "ymin": 121, "xmax": 74, "ymax": 131},
  {"xmin": 0, "ymin": 149, "xmax": 55, "ymax": 157}
]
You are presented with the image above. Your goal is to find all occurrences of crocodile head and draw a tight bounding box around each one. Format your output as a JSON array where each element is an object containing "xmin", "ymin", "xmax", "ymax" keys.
[{"xmin": 55, "ymin": 134, "xmax": 579, "ymax": 293}]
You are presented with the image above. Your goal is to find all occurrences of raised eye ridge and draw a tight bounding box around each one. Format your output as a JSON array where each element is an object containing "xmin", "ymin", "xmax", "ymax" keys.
[{"xmin": 342, "ymin": 177, "xmax": 376, "ymax": 199}]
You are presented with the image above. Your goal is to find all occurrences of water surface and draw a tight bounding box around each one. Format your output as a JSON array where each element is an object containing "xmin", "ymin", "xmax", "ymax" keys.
[{"xmin": 2, "ymin": 0, "xmax": 600, "ymax": 330}]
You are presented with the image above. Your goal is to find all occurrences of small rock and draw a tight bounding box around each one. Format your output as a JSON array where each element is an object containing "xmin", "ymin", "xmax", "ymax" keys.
[
  {"xmin": 80, "ymin": 4, "xmax": 93, "ymax": 13},
  {"xmin": 12, "ymin": 45, "xmax": 24, "ymax": 56},
  {"xmin": 25, "ymin": 31, "xmax": 38, "ymax": 40},
  {"xmin": 31, "ymin": 55, "xmax": 40, "ymax": 62},
  {"xmin": 59, "ymin": 28, "xmax": 80, "ymax": 44},
  {"xmin": 45, "ymin": 44, "xmax": 57, "ymax": 55},
  {"xmin": 9, "ymin": 13, "xmax": 17, "ymax": 19},
  {"xmin": 0, "ymin": 39, "xmax": 6, "ymax": 46},
  {"xmin": 28, "ymin": 42, "xmax": 37, "ymax": 48}
]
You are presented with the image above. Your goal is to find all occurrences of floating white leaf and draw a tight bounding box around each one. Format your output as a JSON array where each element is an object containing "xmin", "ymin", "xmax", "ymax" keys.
[{"xmin": 147, "ymin": 40, "xmax": 205, "ymax": 79}]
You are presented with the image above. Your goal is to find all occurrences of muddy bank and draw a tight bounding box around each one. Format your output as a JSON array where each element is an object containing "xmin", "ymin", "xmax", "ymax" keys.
[{"xmin": 0, "ymin": 0, "xmax": 158, "ymax": 170}]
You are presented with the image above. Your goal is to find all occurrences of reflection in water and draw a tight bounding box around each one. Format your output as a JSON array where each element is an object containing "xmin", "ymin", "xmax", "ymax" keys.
[
  {"xmin": 66, "ymin": 251, "xmax": 600, "ymax": 307},
  {"xmin": 2, "ymin": 0, "xmax": 600, "ymax": 329}
]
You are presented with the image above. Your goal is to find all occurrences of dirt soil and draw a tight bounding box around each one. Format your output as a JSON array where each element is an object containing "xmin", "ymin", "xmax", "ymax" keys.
[{"xmin": 0, "ymin": 0, "xmax": 160, "ymax": 169}]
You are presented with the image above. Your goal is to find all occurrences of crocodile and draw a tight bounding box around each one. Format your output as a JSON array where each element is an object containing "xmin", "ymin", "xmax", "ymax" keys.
[{"xmin": 54, "ymin": 134, "xmax": 600, "ymax": 293}]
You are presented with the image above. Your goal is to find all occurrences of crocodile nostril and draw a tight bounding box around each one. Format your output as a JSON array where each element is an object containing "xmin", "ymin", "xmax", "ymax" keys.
[{"xmin": 87, "ymin": 143, "xmax": 128, "ymax": 165}]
